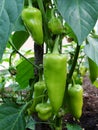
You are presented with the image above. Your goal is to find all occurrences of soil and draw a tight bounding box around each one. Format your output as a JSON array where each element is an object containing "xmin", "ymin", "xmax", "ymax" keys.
[{"xmin": 63, "ymin": 75, "xmax": 98, "ymax": 130}]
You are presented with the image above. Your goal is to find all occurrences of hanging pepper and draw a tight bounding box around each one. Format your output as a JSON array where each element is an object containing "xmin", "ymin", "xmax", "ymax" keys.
[
  {"xmin": 48, "ymin": 9, "xmax": 64, "ymax": 35},
  {"xmin": 32, "ymin": 80, "xmax": 46, "ymax": 110},
  {"xmin": 43, "ymin": 36, "xmax": 67, "ymax": 113},
  {"xmin": 28, "ymin": 69, "xmax": 46, "ymax": 114},
  {"xmin": 21, "ymin": 6, "xmax": 43, "ymax": 45},
  {"xmin": 27, "ymin": 80, "xmax": 46, "ymax": 114},
  {"xmin": 35, "ymin": 102, "xmax": 52, "ymax": 121},
  {"xmin": 88, "ymin": 57, "xmax": 98, "ymax": 83},
  {"xmin": 67, "ymin": 84, "xmax": 83, "ymax": 119}
]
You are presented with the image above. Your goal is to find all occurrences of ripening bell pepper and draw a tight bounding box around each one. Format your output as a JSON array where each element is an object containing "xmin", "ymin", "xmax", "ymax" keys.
[
  {"xmin": 88, "ymin": 57, "xmax": 98, "ymax": 83},
  {"xmin": 48, "ymin": 9, "xmax": 64, "ymax": 35},
  {"xmin": 44, "ymin": 36, "xmax": 67, "ymax": 113},
  {"xmin": 35, "ymin": 102, "xmax": 52, "ymax": 121},
  {"xmin": 21, "ymin": 6, "xmax": 43, "ymax": 45},
  {"xmin": 68, "ymin": 84, "xmax": 83, "ymax": 119}
]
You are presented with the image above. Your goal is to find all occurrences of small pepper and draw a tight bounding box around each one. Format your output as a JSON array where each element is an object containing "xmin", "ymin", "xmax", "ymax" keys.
[
  {"xmin": 88, "ymin": 57, "xmax": 98, "ymax": 83},
  {"xmin": 28, "ymin": 70, "xmax": 46, "ymax": 114},
  {"xmin": 32, "ymin": 80, "xmax": 46, "ymax": 110},
  {"xmin": 67, "ymin": 84, "xmax": 83, "ymax": 119},
  {"xmin": 48, "ymin": 9, "xmax": 64, "ymax": 34},
  {"xmin": 35, "ymin": 102, "xmax": 52, "ymax": 121}
]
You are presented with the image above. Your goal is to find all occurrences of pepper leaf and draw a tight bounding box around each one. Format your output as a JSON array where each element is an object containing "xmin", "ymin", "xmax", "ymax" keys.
[
  {"xmin": 12, "ymin": 31, "xmax": 29, "ymax": 50},
  {"xmin": 57, "ymin": 0, "xmax": 98, "ymax": 45},
  {"xmin": 0, "ymin": 0, "xmax": 24, "ymax": 60},
  {"xmin": 66, "ymin": 123, "xmax": 82, "ymax": 130},
  {"xmin": 84, "ymin": 36, "xmax": 98, "ymax": 65},
  {"xmin": 13, "ymin": 16, "xmax": 26, "ymax": 32},
  {"xmin": 16, "ymin": 58, "xmax": 34, "ymax": 89},
  {"xmin": 0, "ymin": 103, "xmax": 26, "ymax": 130}
]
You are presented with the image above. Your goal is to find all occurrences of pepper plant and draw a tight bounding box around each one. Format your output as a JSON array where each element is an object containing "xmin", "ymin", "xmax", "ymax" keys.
[{"xmin": 0, "ymin": 0, "xmax": 98, "ymax": 130}]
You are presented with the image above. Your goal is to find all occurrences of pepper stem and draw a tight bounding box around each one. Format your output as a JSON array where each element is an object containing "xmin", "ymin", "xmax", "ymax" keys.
[
  {"xmin": 28, "ymin": 0, "xmax": 32, "ymax": 7},
  {"xmin": 66, "ymin": 44, "xmax": 80, "ymax": 86},
  {"xmin": 52, "ymin": 35, "xmax": 60, "ymax": 54},
  {"xmin": 51, "ymin": 8, "xmax": 56, "ymax": 18}
]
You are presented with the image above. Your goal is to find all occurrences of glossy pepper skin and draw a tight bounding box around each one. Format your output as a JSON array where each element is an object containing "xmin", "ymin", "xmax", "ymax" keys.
[
  {"xmin": 44, "ymin": 36, "xmax": 67, "ymax": 113},
  {"xmin": 35, "ymin": 103, "xmax": 52, "ymax": 121},
  {"xmin": 88, "ymin": 57, "xmax": 98, "ymax": 83},
  {"xmin": 68, "ymin": 84, "xmax": 83, "ymax": 119},
  {"xmin": 21, "ymin": 7, "xmax": 43, "ymax": 45}
]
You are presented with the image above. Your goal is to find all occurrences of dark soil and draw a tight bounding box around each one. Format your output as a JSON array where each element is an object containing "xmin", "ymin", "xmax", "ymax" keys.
[{"xmin": 63, "ymin": 75, "xmax": 98, "ymax": 130}]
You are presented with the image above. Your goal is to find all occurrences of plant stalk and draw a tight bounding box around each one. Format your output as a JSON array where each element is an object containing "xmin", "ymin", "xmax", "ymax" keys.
[{"xmin": 67, "ymin": 44, "xmax": 81, "ymax": 86}]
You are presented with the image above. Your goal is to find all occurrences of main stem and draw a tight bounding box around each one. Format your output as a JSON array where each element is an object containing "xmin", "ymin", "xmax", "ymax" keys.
[
  {"xmin": 52, "ymin": 35, "xmax": 60, "ymax": 54},
  {"xmin": 38, "ymin": 65, "xmax": 43, "ymax": 81}
]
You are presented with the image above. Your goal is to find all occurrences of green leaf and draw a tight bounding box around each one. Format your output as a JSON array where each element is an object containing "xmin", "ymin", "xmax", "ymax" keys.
[
  {"xmin": 66, "ymin": 123, "xmax": 82, "ymax": 130},
  {"xmin": 0, "ymin": 103, "xmax": 26, "ymax": 130},
  {"xmin": 57, "ymin": 0, "xmax": 98, "ymax": 45},
  {"xmin": 64, "ymin": 23, "xmax": 77, "ymax": 42},
  {"xmin": 13, "ymin": 16, "xmax": 26, "ymax": 32},
  {"xmin": 0, "ymin": 0, "xmax": 24, "ymax": 60},
  {"xmin": 12, "ymin": 31, "xmax": 29, "ymax": 50},
  {"xmin": 16, "ymin": 58, "xmax": 34, "ymax": 89},
  {"xmin": 26, "ymin": 117, "xmax": 35, "ymax": 130},
  {"xmin": 84, "ymin": 36, "xmax": 98, "ymax": 65}
]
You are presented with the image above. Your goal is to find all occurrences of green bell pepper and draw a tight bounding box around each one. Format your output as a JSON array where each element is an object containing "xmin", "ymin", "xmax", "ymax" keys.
[
  {"xmin": 48, "ymin": 9, "xmax": 64, "ymax": 35},
  {"xmin": 88, "ymin": 57, "xmax": 98, "ymax": 83},
  {"xmin": 21, "ymin": 6, "xmax": 43, "ymax": 45},
  {"xmin": 35, "ymin": 102, "xmax": 52, "ymax": 121},
  {"xmin": 44, "ymin": 36, "xmax": 67, "ymax": 113},
  {"xmin": 68, "ymin": 84, "xmax": 83, "ymax": 119},
  {"xmin": 33, "ymin": 80, "xmax": 46, "ymax": 110}
]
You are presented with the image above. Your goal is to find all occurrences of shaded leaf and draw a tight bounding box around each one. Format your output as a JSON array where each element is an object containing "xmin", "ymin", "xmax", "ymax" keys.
[
  {"xmin": 0, "ymin": 103, "xmax": 26, "ymax": 130},
  {"xmin": 64, "ymin": 23, "xmax": 77, "ymax": 42},
  {"xmin": 84, "ymin": 36, "xmax": 98, "ymax": 65},
  {"xmin": 0, "ymin": 0, "xmax": 24, "ymax": 60},
  {"xmin": 16, "ymin": 58, "xmax": 34, "ymax": 89},
  {"xmin": 13, "ymin": 16, "xmax": 26, "ymax": 32},
  {"xmin": 26, "ymin": 117, "xmax": 35, "ymax": 130},
  {"xmin": 12, "ymin": 31, "xmax": 29, "ymax": 50},
  {"xmin": 66, "ymin": 123, "xmax": 82, "ymax": 130},
  {"xmin": 57, "ymin": 0, "xmax": 98, "ymax": 44}
]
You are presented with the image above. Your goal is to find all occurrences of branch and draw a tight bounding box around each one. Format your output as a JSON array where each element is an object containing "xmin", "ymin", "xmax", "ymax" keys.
[
  {"xmin": 9, "ymin": 38, "xmax": 39, "ymax": 69},
  {"xmin": 67, "ymin": 44, "xmax": 81, "ymax": 85}
]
